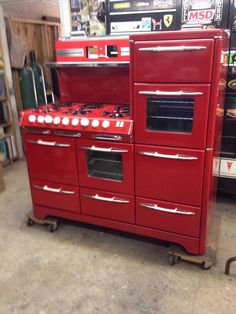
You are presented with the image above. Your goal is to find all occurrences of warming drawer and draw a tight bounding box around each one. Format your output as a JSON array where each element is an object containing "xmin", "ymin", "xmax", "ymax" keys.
[
  {"xmin": 133, "ymin": 39, "xmax": 214, "ymax": 83},
  {"xmin": 77, "ymin": 139, "xmax": 134, "ymax": 195},
  {"xmin": 80, "ymin": 187, "xmax": 135, "ymax": 223},
  {"xmin": 136, "ymin": 197, "xmax": 201, "ymax": 238},
  {"xmin": 135, "ymin": 144, "xmax": 205, "ymax": 206},
  {"xmin": 24, "ymin": 133, "xmax": 78, "ymax": 186},
  {"xmin": 134, "ymin": 83, "xmax": 211, "ymax": 149},
  {"xmin": 31, "ymin": 179, "xmax": 80, "ymax": 213}
]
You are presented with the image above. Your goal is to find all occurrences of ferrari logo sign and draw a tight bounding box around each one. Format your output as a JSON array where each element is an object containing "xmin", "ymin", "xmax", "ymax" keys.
[{"xmin": 163, "ymin": 14, "xmax": 173, "ymax": 28}]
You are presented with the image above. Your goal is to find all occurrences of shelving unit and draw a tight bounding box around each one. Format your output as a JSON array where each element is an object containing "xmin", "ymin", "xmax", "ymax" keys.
[{"xmin": 0, "ymin": 42, "xmax": 18, "ymax": 167}]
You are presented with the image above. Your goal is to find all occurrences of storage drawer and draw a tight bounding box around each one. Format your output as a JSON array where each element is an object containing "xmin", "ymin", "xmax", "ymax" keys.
[
  {"xmin": 133, "ymin": 39, "xmax": 214, "ymax": 83},
  {"xmin": 80, "ymin": 187, "xmax": 135, "ymax": 223},
  {"xmin": 24, "ymin": 133, "xmax": 78, "ymax": 186},
  {"xmin": 136, "ymin": 197, "xmax": 201, "ymax": 238},
  {"xmin": 31, "ymin": 179, "xmax": 80, "ymax": 213},
  {"xmin": 135, "ymin": 145, "xmax": 205, "ymax": 206}
]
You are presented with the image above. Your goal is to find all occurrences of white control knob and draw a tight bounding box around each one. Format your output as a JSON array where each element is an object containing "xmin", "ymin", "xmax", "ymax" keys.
[
  {"xmin": 28, "ymin": 115, "xmax": 36, "ymax": 123},
  {"xmin": 72, "ymin": 118, "xmax": 79, "ymax": 126},
  {"xmin": 62, "ymin": 117, "xmax": 70, "ymax": 126},
  {"xmin": 53, "ymin": 117, "xmax": 61, "ymax": 125},
  {"xmin": 81, "ymin": 118, "xmax": 89, "ymax": 127},
  {"xmin": 102, "ymin": 120, "xmax": 110, "ymax": 129},
  {"xmin": 45, "ymin": 115, "xmax": 53, "ymax": 124},
  {"xmin": 92, "ymin": 119, "xmax": 99, "ymax": 128},
  {"xmin": 37, "ymin": 115, "xmax": 44, "ymax": 124}
]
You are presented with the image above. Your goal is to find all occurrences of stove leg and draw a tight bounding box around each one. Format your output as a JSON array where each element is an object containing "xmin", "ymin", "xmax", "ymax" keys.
[{"xmin": 225, "ymin": 256, "xmax": 236, "ymax": 275}]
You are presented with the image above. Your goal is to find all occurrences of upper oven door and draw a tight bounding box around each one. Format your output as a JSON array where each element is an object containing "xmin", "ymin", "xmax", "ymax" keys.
[
  {"xmin": 133, "ymin": 39, "xmax": 214, "ymax": 83},
  {"xmin": 134, "ymin": 83, "xmax": 211, "ymax": 149},
  {"xmin": 77, "ymin": 139, "xmax": 134, "ymax": 195}
]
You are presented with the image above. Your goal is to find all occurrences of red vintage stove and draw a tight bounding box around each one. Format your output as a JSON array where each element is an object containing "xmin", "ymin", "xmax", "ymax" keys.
[{"xmin": 20, "ymin": 30, "xmax": 229, "ymax": 256}]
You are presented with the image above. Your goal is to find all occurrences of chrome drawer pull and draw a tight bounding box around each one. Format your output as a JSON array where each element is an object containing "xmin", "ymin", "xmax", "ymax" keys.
[
  {"xmin": 80, "ymin": 145, "xmax": 128, "ymax": 153},
  {"xmin": 139, "ymin": 90, "xmax": 203, "ymax": 96},
  {"xmin": 27, "ymin": 139, "xmax": 71, "ymax": 148},
  {"xmin": 83, "ymin": 194, "xmax": 130, "ymax": 204},
  {"xmin": 24, "ymin": 128, "xmax": 50, "ymax": 135},
  {"xmin": 139, "ymin": 151, "xmax": 198, "ymax": 160},
  {"xmin": 93, "ymin": 135, "xmax": 123, "ymax": 142},
  {"xmin": 33, "ymin": 185, "xmax": 75, "ymax": 195},
  {"xmin": 139, "ymin": 203, "xmax": 195, "ymax": 216},
  {"xmin": 55, "ymin": 131, "xmax": 81, "ymax": 138},
  {"xmin": 138, "ymin": 46, "xmax": 207, "ymax": 52}
]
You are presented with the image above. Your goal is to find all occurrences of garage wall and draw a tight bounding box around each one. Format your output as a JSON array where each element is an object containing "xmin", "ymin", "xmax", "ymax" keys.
[{"xmin": 0, "ymin": 0, "xmax": 59, "ymax": 19}]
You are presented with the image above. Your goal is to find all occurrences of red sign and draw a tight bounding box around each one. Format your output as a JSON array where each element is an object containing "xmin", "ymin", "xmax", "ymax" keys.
[
  {"xmin": 227, "ymin": 161, "xmax": 233, "ymax": 172},
  {"xmin": 188, "ymin": 9, "xmax": 215, "ymax": 24}
]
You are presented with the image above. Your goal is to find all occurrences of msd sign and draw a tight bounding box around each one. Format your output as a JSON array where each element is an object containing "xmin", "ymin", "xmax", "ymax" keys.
[{"xmin": 188, "ymin": 9, "xmax": 215, "ymax": 24}]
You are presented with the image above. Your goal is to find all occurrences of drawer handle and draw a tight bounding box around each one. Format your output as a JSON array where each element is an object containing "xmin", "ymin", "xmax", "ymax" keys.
[
  {"xmin": 93, "ymin": 135, "xmax": 123, "ymax": 142},
  {"xmin": 138, "ymin": 46, "xmax": 207, "ymax": 53},
  {"xmin": 139, "ymin": 90, "xmax": 203, "ymax": 96},
  {"xmin": 139, "ymin": 203, "xmax": 195, "ymax": 216},
  {"xmin": 33, "ymin": 184, "xmax": 75, "ymax": 195},
  {"xmin": 54, "ymin": 131, "xmax": 81, "ymax": 138},
  {"xmin": 80, "ymin": 145, "xmax": 128, "ymax": 153},
  {"xmin": 27, "ymin": 139, "xmax": 71, "ymax": 147},
  {"xmin": 139, "ymin": 151, "xmax": 198, "ymax": 160},
  {"xmin": 83, "ymin": 193, "xmax": 130, "ymax": 204},
  {"xmin": 24, "ymin": 127, "xmax": 51, "ymax": 135}
]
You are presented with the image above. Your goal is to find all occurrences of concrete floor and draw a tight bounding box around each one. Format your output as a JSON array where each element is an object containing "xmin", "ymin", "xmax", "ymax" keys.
[{"xmin": 0, "ymin": 160, "xmax": 236, "ymax": 314}]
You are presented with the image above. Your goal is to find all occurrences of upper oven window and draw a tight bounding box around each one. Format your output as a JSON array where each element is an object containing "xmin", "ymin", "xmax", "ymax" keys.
[
  {"xmin": 146, "ymin": 97, "xmax": 194, "ymax": 133},
  {"xmin": 86, "ymin": 151, "xmax": 123, "ymax": 181}
]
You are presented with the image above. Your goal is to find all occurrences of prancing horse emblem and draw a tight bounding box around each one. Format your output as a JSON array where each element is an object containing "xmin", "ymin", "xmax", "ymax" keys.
[{"xmin": 163, "ymin": 14, "xmax": 173, "ymax": 28}]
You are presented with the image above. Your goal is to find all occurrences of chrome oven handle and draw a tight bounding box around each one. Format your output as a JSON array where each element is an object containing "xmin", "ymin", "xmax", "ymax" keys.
[
  {"xmin": 83, "ymin": 193, "xmax": 130, "ymax": 204},
  {"xmin": 33, "ymin": 184, "xmax": 75, "ymax": 195},
  {"xmin": 80, "ymin": 145, "xmax": 128, "ymax": 153},
  {"xmin": 93, "ymin": 135, "xmax": 123, "ymax": 142},
  {"xmin": 138, "ymin": 46, "xmax": 207, "ymax": 52},
  {"xmin": 139, "ymin": 151, "xmax": 198, "ymax": 160},
  {"xmin": 54, "ymin": 131, "xmax": 81, "ymax": 138},
  {"xmin": 139, "ymin": 203, "xmax": 195, "ymax": 216},
  {"xmin": 138, "ymin": 90, "xmax": 203, "ymax": 96},
  {"xmin": 27, "ymin": 139, "xmax": 71, "ymax": 147}
]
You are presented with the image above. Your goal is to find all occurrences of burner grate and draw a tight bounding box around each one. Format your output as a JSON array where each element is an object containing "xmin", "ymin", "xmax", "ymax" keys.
[{"xmin": 103, "ymin": 105, "xmax": 130, "ymax": 118}]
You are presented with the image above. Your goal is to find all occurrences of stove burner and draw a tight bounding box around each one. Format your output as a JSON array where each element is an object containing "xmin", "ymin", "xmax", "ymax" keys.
[
  {"xmin": 103, "ymin": 105, "xmax": 130, "ymax": 118},
  {"xmin": 62, "ymin": 104, "xmax": 104, "ymax": 115},
  {"xmin": 63, "ymin": 105, "xmax": 93, "ymax": 115}
]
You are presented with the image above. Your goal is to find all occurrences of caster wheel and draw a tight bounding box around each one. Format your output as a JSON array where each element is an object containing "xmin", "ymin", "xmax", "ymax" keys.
[
  {"xmin": 27, "ymin": 218, "xmax": 35, "ymax": 227},
  {"xmin": 168, "ymin": 254, "xmax": 179, "ymax": 266},
  {"xmin": 201, "ymin": 262, "xmax": 212, "ymax": 270},
  {"xmin": 48, "ymin": 223, "xmax": 58, "ymax": 233}
]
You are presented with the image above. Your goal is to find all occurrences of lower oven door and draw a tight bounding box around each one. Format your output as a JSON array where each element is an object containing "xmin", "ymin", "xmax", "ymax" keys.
[
  {"xmin": 134, "ymin": 83, "xmax": 211, "ymax": 149},
  {"xmin": 24, "ymin": 133, "xmax": 78, "ymax": 185},
  {"xmin": 77, "ymin": 139, "xmax": 134, "ymax": 195},
  {"xmin": 135, "ymin": 144, "xmax": 205, "ymax": 206}
]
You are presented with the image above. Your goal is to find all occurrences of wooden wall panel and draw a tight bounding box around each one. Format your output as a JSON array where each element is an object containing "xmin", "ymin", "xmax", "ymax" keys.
[{"xmin": 8, "ymin": 18, "xmax": 59, "ymax": 107}]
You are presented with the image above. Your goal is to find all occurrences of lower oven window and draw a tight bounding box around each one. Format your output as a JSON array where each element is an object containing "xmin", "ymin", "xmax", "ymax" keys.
[
  {"xmin": 86, "ymin": 151, "xmax": 123, "ymax": 181},
  {"xmin": 146, "ymin": 97, "xmax": 194, "ymax": 133}
]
